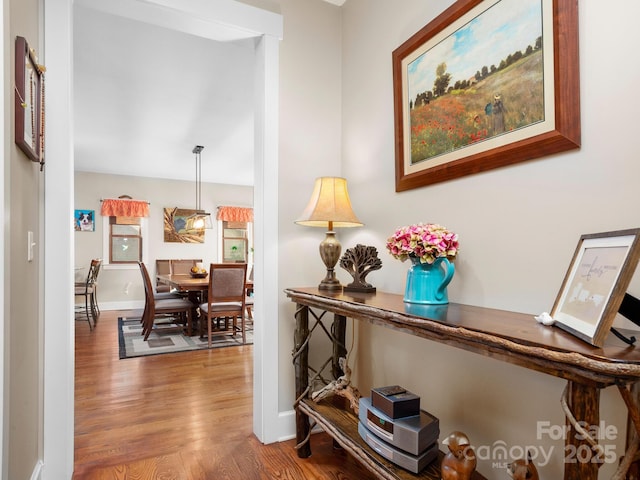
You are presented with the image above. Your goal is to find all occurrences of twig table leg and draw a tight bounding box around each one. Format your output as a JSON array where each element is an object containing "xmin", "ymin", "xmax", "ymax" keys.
[
  {"xmin": 332, "ymin": 314, "xmax": 347, "ymax": 379},
  {"xmin": 293, "ymin": 303, "xmax": 311, "ymax": 458},
  {"xmin": 563, "ymin": 381, "xmax": 600, "ymax": 480}
]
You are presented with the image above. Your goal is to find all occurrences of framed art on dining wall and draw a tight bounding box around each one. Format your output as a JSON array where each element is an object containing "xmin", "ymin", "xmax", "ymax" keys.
[
  {"xmin": 74, "ymin": 210, "xmax": 95, "ymax": 232},
  {"xmin": 392, "ymin": 0, "xmax": 580, "ymax": 192},
  {"xmin": 551, "ymin": 229, "xmax": 640, "ymax": 347},
  {"xmin": 163, "ymin": 207, "xmax": 205, "ymax": 244},
  {"xmin": 15, "ymin": 36, "xmax": 45, "ymax": 167}
]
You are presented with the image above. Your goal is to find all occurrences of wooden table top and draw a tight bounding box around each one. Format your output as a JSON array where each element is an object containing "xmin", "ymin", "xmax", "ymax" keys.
[
  {"xmin": 284, "ymin": 287, "xmax": 640, "ymax": 385},
  {"xmin": 157, "ymin": 273, "xmax": 254, "ymax": 292},
  {"xmin": 157, "ymin": 273, "xmax": 209, "ymax": 291}
]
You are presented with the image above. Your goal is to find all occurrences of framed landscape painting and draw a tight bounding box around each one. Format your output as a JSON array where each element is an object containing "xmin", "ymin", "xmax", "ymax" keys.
[{"xmin": 392, "ymin": 0, "xmax": 580, "ymax": 191}]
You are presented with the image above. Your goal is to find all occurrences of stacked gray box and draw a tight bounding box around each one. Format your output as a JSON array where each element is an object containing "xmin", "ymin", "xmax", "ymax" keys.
[{"xmin": 358, "ymin": 394, "xmax": 440, "ymax": 474}]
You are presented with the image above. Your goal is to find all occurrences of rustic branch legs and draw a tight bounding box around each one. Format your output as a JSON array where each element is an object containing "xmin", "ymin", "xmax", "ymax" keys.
[
  {"xmin": 561, "ymin": 381, "xmax": 600, "ymax": 480},
  {"xmin": 293, "ymin": 303, "xmax": 311, "ymax": 458},
  {"xmin": 293, "ymin": 304, "xmax": 349, "ymax": 458}
]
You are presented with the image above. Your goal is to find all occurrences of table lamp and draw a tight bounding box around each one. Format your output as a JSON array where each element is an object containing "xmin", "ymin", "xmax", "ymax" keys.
[{"xmin": 295, "ymin": 177, "xmax": 363, "ymax": 291}]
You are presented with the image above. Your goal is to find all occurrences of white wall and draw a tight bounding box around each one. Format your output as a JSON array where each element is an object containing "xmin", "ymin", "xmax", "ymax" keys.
[
  {"xmin": 337, "ymin": 0, "xmax": 640, "ymax": 478},
  {"xmin": 74, "ymin": 171, "xmax": 253, "ymax": 308}
]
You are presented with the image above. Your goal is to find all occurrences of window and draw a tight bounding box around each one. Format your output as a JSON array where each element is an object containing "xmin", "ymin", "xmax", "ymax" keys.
[
  {"xmin": 102, "ymin": 216, "xmax": 148, "ymax": 268},
  {"xmin": 109, "ymin": 218, "xmax": 142, "ymax": 263},
  {"xmin": 216, "ymin": 206, "xmax": 253, "ymax": 264},
  {"xmin": 100, "ymin": 197, "xmax": 149, "ymax": 269},
  {"xmin": 222, "ymin": 221, "xmax": 250, "ymax": 263}
]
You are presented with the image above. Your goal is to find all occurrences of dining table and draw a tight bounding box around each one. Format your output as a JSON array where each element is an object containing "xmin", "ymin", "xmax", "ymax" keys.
[
  {"xmin": 155, "ymin": 273, "xmax": 208, "ymax": 335},
  {"xmin": 156, "ymin": 273, "xmax": 254, "ymax": 294},
  {"xmin": 157, "ymin": 272, "xmax": 254, "ymax": 340},
  {"xmin": 156, "ymin": 273, "xmax": 254, "ymax": 328},
  {"xmin": 156, "ymin": 273, "xmax": 209, "ymax": 293}
]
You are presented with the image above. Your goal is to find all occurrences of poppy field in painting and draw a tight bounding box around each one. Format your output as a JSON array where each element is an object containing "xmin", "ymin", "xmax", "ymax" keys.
[{"xmin": 410, "ymin": 49, "xmax": 544, "ymax": 165}]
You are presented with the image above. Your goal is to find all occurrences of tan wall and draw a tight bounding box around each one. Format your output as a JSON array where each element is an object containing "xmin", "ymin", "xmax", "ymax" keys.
[
  {"xmin": 74, "ymin": 171, "xmax": 253, "ymax": 308},
  {"xmin": 338, "ymin": 0, "xmax": 640, "ymax": 478},
  {"xmin": 7, "ymin": 0, "xmax": 44, "ymax": 478},
  {"xmin": 238, "ymin": 0, "xmax": 345, "ymax": 415},
  {"xmin": 250, "ymin": 0, "xmax": 640, "ymax": 477},
  {"xmin": 26, "ymin": 0, "xmax": 640, "ymax": 478},
  {"xmin": 184, "ymin": 0, "xmax": 639, "ymax": 477}
]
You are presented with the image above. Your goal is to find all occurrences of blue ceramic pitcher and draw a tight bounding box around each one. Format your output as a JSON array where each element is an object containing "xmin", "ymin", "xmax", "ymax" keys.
[{"xmin": 403, "ymin": 257, "xmax": 455, "ymax": 305}]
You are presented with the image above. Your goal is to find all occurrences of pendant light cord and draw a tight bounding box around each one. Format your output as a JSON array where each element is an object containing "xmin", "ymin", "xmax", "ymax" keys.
[{"xmin": 192, "ymin": 145, "xmax": 204, "ymax": 211}]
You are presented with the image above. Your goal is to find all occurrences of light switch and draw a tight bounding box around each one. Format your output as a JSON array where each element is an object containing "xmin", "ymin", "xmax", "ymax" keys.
[{"xmin": 28, "ymin": 231, "xmax": 36, "ymax": 262}]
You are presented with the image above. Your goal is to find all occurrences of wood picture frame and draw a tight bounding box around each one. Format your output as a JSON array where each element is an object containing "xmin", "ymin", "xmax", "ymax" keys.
[
  {"xmin": 15, "ymin": 36, "xmax": 44, "ymax": 166},
  {"xmin": 392, "ymin": 0, "xmax": 580, "ymax": 192},
  {"xmin": 551, "ymin": 229, "xmax": 640, "ymax": 347},
  {"xmin": 163, "ymin": 207, "xmax": 205, "ymax": 244}
]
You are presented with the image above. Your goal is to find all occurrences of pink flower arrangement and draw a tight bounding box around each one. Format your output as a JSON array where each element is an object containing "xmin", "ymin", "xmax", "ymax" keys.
[{"xmin": 386, "ymin": 223, "xmax": 459, "ymax": 264}]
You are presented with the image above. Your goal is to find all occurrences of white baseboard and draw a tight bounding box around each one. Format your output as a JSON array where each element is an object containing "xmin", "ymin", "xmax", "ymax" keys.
[
  {"xmin": 277, "ymin": 409, "xmax": 296, "ymax": 442},
  {"xmin": 276, "ymin": 409, "xmax": 324, "ymax": 443}
]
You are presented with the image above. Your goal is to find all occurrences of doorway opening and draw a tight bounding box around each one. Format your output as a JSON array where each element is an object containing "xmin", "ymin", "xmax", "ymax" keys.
[{"xmin": 44, "ymin": 1, "xmax": 282, "ymax": 477}]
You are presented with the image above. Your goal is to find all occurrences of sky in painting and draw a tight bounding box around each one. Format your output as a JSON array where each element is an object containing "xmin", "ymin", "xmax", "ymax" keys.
[{"xmin": 408, "ymin": 0, "xmax": 543, "ymax": 100}]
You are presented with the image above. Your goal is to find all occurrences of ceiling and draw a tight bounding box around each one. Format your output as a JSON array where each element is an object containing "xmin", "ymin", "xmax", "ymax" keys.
[
  {"xmin": 73, "ymin": 0, "xmax": 345, "ymax": 186},
  {"xmin": 73, "ymin": 4, "xmax": 257, "ymax": 185}
]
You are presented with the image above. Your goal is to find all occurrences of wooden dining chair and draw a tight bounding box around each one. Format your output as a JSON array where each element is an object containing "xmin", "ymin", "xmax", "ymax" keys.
[
  {"xmin": 155, "ymin": 259, "xmax": 172, "ymax": 293},
  {"xmin": 75, "ymin": 259, "xmax": 102, "ymax": 330},
  {"xmin": 91, "ymin": 258, "xmax": 103, "ymax": 319},
  {"xmin": 153, "ymin": 259, "xmax": 182, "ymax": 300},
  {"xmin": 138, "ymin": 262, "xmax": 194, "ymax": 340},
  {"xmin": 245, "ymin": 265, "xmax": 254, "ymax": 322},
  {"xmin": 171, "ymin": 259, "xmax": 202, "ymax": 275},
  {"xmin": 199, "ymin": 263, "xmax": 247, "ymax": 347}
]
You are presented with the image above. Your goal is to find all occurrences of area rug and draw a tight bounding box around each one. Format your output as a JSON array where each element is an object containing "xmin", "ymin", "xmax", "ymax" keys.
[{"xmin": 118, "ymin": 316, "xmax": 253, "ymax": 359}]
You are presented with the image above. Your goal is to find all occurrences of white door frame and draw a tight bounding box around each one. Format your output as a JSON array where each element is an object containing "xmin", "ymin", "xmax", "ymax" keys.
[{"xmin": 43, "ymin": 1, "xmax": 282, "ymax": 477}]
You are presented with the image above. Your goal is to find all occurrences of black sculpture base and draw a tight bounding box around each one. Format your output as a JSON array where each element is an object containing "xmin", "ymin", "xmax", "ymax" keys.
[{"xmin": 343, "ymin": 284, "xmax": 376, "ymax": 293}]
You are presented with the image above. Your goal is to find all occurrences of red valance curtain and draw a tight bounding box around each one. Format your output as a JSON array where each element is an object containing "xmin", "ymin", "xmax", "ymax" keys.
[
  {"xmin": 216, "ymin": 206, "xmax": 253, "ymax": 222},
  {"xmin": 100, "ymin": 198, "xmax": 150, "ymax": 217}
]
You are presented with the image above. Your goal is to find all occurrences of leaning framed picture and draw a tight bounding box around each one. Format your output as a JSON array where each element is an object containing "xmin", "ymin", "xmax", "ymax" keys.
[
  {"xmin": 15, "ymin": 36, "xmax": 45, "ymax": 166},
  {"xmin": 551, "ymin": 229, "xmax": 640, "ymax": 347},
  {"xmin": 392, "ymin": 0, "xmax": 580, "ymax": 192}
]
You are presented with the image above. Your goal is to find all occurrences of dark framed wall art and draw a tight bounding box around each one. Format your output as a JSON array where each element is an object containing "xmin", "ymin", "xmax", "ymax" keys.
[
  {"xmin": 392, "ymin": 0, "xmax": 580, "ymax": 191},
  {"xmin": 15, "ymin": 36, "xmax": 45, "ymax": 167}
]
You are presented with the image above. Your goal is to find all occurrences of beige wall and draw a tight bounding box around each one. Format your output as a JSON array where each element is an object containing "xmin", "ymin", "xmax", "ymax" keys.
[
  {"xmin": 18, "ymin": 0, "xmax": 640, "ymax": 478},
  {"xmin": 7, "ymin": 0, "xmax": 43, "ymax": 478},
  {"xmin": 237, "ymin": 0, "xmax": 346, "ymax": 416},
  {"xmin": 337, "ymin": 0, "xmax": 640, "ymax": 478},
  {"xmin": 249, "ymin": 0, "xmax": 640, "ymax": 478},
  {"xmin": 74, "ymin": 171, "xmax": 253, "ymax": 308}
]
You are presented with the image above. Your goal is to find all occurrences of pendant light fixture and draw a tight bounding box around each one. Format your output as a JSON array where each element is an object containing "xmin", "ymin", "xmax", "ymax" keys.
[{"xmin": 184, "ymin": 145, "xmax": 213, "ymax": 232}]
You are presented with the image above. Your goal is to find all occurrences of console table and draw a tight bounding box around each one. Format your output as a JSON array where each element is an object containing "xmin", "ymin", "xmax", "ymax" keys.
[{"xmin": 286, "ymin": 287, "xmax": 640, "ymax": 480}]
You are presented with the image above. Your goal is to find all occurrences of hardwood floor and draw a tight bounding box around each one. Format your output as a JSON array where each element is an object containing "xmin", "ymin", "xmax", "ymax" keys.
[{"xmin": 74, "ymin": 310, "xmax": 376, "ymax": 479}]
